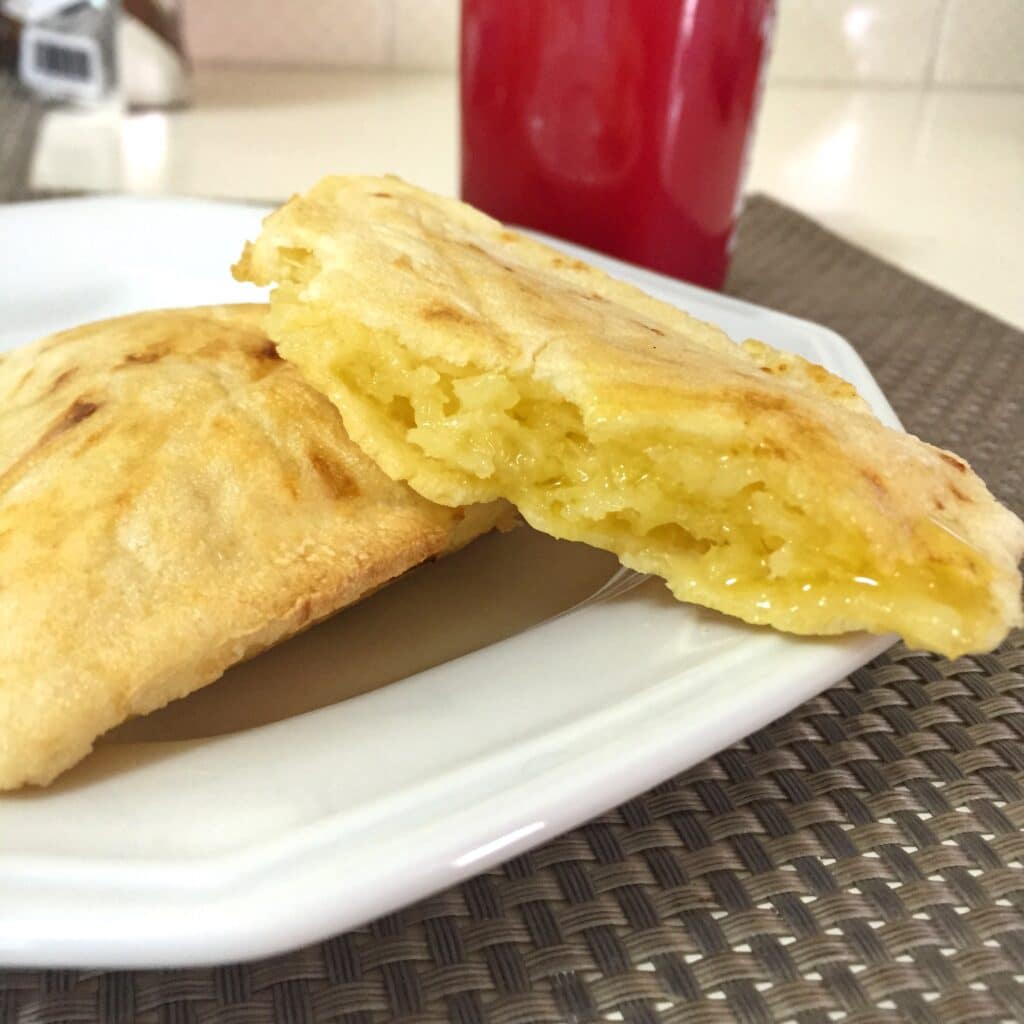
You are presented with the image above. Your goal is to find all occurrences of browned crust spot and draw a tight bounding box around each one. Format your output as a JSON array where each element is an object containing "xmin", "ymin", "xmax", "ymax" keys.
[
  {"xmin": 551, "ymin": 255, "xmax": 588, "ymax": 270},
  {"xmin": 515, "ymin": 279, "xmax": 541, "ymax": 299},
  {"xmin": 861, "ymin": 468, "xmax": 887, "ymax": 496},
  {"xmin": 633, "ymin": 320, "xmax": 664, "ymax": 336},
  {"xmin": 123, "ymin": 351, "xmax": 162, "ymax": 365},
  {"xmin": 951, "ymin": 484, "xmax": 970, "ymax": 502},
  {"xmin": 294, "ymin": 596, "xmax": 313, "ymax": 625},
  {"xmin": 47, "ymin": 368, "xmax": 78, "ymax": 392},
  {"xmin": 804, "ymin": 363, "xmax": 838, "ymax": 386},
  {"xmin": 758, "ymin": 440, "xmax": 790, "ymax": 461},
  {"xmin": 370, "ymin": 191, "xmax": 393, "ymax": 198},
  {"xmin": 421, "ymin": 302, "xmax": 471, "ymax": 324},
  {"xmin": 74, "ymin": 429, "xmax": 106, "ymax": 455},
  {"xmin": 26, "ymin": 399, "xmax": 101, "ymax": 456},
  {"xmin": 52, "ymin": 399, "xmax": 99, "ymax": 435},
  {"xmin": 940, "ymin": 452, "xmax": 967, "ymax": 473},
  {"xmin": 738, "ymin": 391, "xmax": 792, "ymax": 414},
  {"xmin": 309, "ymin": 449, "xmax": 359, "ymax": 499},
  {"xmin": 392, "ymin": 254, "xmax": 414, "ymax": 271},
  {"xmin": 0, "ymin": 399, "xmax": 101, "ymax": 496},
  {"xmin": 257, "ymin": 341, "xmax": 281, "ymax": 361},
  {"xmin": 281, "ymin": 471, "xmax": 299, "ymax": 500}
]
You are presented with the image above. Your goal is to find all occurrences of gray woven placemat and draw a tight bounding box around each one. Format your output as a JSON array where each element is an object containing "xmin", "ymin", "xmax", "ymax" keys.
[{"xmin": 2, "ymin": 127, "xmax": 1024, "ymax": 1021}]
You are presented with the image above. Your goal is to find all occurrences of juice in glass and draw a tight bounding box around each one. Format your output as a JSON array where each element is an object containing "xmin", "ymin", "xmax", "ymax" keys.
[{"xmin": 460, "ymin": 0, "xmax": 775, "ymax": 289}]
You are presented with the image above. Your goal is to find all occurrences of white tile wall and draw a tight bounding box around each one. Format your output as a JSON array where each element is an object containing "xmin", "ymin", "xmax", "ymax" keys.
[
  {"xmin": 769, "ymin": 0, "xmax": 946, "ymax": 84},
  {"xmin": 183, "ymin": 0, "xmax": 395, "ymax": 68},
  {"xmin": 934, "ymin": 0, "xmax": 1024, "ymax": 87},
  {"xmin": 394, "ymin": 0, "xmax": 459, "ymax": 71},
  {"xmin": 182, "ymin": 0, "xmax": 1024, "ymax": 88}
]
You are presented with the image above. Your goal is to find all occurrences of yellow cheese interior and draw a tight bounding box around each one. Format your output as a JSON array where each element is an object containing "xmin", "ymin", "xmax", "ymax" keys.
[{"xmin": 268, "ymin": 283, "xmax": 996, "ymax": 657}]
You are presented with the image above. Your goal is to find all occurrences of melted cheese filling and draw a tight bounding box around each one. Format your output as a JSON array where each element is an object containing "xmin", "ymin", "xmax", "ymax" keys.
[{"xmin": 269, "ymin": 290, "xmax": 996, "ymax": 656}]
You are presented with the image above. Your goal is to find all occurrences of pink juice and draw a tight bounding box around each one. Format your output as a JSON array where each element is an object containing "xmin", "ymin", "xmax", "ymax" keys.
[{"xmin": 460, "ymin": 0, "xmax": 775, "ymax": 289}]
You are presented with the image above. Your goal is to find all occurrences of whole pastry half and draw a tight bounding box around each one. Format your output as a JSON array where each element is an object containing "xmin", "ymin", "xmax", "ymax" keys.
[
  {"xmin": 0, "ymin": 305, "xmax": 512, "ymax": 789},
  {"xmin": 234, "ymin": 174, "xmax": 1024, "ymax": 658}
]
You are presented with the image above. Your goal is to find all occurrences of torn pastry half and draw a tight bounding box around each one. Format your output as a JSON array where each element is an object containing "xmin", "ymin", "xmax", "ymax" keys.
[
  {"xmin": 234, "ymin": 175, "xmax": 1024, "ymax": 657},
  {"xmin": 0, "ymin": 305, "xmax": 512, "ymax": 789}
]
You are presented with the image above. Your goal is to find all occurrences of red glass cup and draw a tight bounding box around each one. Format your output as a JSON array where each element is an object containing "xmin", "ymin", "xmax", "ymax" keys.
[{"xmin": 460, "ymin": 0, "xmax": 774, "ymax": 290}]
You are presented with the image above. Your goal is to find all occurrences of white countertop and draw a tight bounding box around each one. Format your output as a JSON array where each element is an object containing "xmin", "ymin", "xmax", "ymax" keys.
[{"xmin": 31, "ymin": 68, "xmax": 1024, "ymax": 329}]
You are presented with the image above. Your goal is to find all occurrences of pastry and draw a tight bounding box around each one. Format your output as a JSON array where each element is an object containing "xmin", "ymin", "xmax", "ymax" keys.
[
  {"xmin": 0, "ymin": 304, "xmax": 511, "ymax": 788},
  {"xmin": 235, "ymin": 175, "xmax": 1024, "ymax": 656}
]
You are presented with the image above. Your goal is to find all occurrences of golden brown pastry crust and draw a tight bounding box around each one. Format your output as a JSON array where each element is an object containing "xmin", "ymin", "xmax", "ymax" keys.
[
  {"xmin": 0, "ymin": 304, "xmax": 511, "ymax": 789},
  {"xmin": 235, "ymin": 175, "xmax": 1024, "ymax": 656}
]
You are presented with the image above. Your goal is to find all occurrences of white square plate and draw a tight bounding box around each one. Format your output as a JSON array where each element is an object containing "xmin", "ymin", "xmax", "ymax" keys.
[{"xmin": 0, "ymin": 197, "xmax": 896, "ymax": 967}]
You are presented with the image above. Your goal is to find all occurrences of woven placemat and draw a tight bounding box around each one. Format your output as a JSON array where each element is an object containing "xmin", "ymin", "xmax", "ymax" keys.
[{"xmin": 2, "ymin": 164, "xmax": 1023, "ymax": 1020}]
